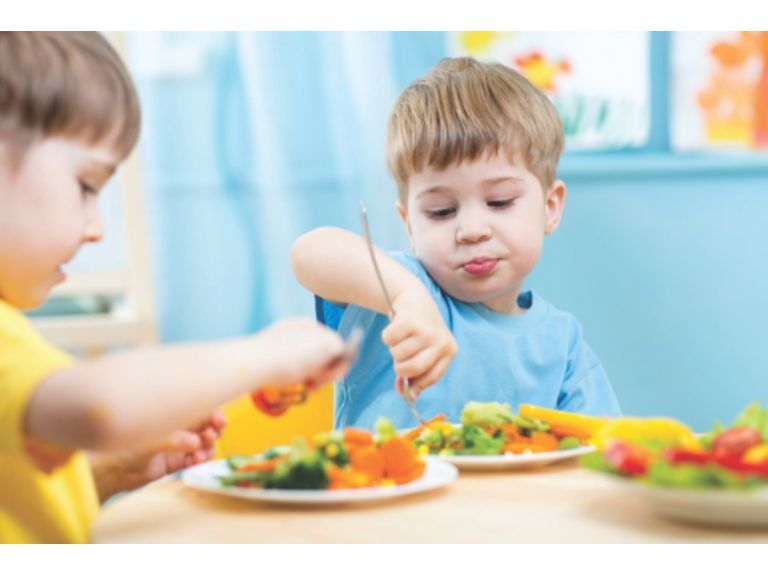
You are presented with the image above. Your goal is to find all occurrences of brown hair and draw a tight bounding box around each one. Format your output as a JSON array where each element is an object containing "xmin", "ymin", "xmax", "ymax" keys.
[
  {"xmin": 0, "ymin": 32, "xmax": 140, "ymax": 162},
  {"xmin": 387, "ymin": 56, "xmax": 563, "ymax": 201}
]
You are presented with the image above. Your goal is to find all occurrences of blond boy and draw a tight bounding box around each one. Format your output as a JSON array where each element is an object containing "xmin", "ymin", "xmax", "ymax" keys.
[{"xmin": 293, "ymin": 57, "xmax": 620, "ymax": 429}]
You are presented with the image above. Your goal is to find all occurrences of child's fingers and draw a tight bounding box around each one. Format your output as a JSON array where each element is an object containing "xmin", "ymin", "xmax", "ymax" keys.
[
  {"xmin": 381, "ymin": 319, "xmax": 416, "ymax": 347},
  {"xmin": 200, "ymin": 427, "xmax": 219, "ymax": 448},
  {"xmin": 395, "ymin": 375, "xmax": 423, "ymax": 401},
  {"xmin": 407, "ymin": 355, "xmax": 453, "ymax": 393},
  {"xmin": 209, "ymin": 409, "xmax": 228, "ymax": 430},
  {"xmin": 393, "ymin": 345, "xmax": 440, "ymax": 379},
  {"xmin": 162, "ymin": 430, "xmax": 202, "ymax": 453},
  {"xmin": 389, "ymin": 334, "xmax": 426, "ymax": 363}
]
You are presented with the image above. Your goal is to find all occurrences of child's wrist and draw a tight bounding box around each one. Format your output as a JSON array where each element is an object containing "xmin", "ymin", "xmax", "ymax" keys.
[{"xmin": 392, "ymin": 281, "xmax": 431, "ymax": 312}]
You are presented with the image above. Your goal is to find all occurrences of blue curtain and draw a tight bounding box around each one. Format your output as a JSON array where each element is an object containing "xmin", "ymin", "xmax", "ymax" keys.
[{"xmin": 128, "ymin": 32, "xmax": 446, "ymax": 341}]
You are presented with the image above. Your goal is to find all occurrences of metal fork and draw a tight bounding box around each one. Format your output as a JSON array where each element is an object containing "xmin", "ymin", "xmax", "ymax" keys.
[{"xmin": 359, "ymin": 201, "xmax": 426, "ymax": 425}]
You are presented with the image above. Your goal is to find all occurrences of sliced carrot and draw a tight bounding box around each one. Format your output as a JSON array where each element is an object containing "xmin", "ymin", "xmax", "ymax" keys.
[
  {"xmin": 237, "ymin": 457, "xmax": 286, "ymax": 473},
  {"xmin": 390, "ymin": 458, "xmax": 426, "ymax": 485},
  {"xmin": 530, "ymin": 431, "xmax": 559, "ymax": 451},
  {"xmin": 499, "ymin": 423, "xmax": 526, "ymax": 443},
  {"xmin": 380, "ymin": 437, "xmax": 421, "ymax": 478},
  {"xmin": 548, "ymin": 424, "xmax": 592, "ymax": 441},
  {"xmin": 343, "ymin": 428, "xmax": 375, "ymax": 448},
  {"xmin": 503, "ymin": 442, "xmax": 533, "ymax": 454},
  {"xmin": 327, "ymin": 464, "xmax": 371, "ymax": 489},
  {"xmin": 259, "ymin": 385, "xmax": 283, "ymax": 405},
  {"xmin": 403, "ymin": 414, "xmax": 448, "ymax": 441},
  {"xmin": 349, "ymin": 446, "xmax": 385, "ymax": 483}
]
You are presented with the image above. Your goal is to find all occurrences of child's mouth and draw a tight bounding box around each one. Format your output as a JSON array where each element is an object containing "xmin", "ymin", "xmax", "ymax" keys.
[{"xmin": 462, "ymin": 258, "xmax": 498, "ymax": 276}]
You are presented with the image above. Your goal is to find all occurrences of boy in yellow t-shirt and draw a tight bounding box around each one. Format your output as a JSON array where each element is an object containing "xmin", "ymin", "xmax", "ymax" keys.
[{"xmin": 0, "ymin": 32, "xmax": 350, "ymax": 543}]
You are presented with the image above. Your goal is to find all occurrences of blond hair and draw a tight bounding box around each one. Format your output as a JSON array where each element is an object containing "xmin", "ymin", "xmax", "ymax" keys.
[
  {"xmin": 0, "ymin": 32, "xmax": 140, "ymax": 162},
  {"xmin": 387, "ymin": 57, "xmax": 563, "ymax": 201}
]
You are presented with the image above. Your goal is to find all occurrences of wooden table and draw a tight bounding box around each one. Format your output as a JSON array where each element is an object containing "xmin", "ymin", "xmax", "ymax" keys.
[{"xmin": 92, "ymin": 461, "xmax": 768, "ymax": 543}]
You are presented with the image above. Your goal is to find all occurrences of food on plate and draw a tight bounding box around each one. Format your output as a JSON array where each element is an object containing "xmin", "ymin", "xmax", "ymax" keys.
[
  {"xmin": 219, "ymin": 418, "xmax": 425, "ymax": 490},
  {"xmin": 406, "ymin": 401, "xmax": 600, "ymax": 456},
  {"xmin": 582, "ymin": 402, "xmax": 768, "ymax": 490}
]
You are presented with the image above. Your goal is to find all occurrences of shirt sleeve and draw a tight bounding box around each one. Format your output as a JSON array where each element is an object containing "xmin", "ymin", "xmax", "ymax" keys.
[
  {"xmin": 557, "ymin": 324, "xmax": 622, "ymax": 417},
  {"xmin": 315, "ymin": 250, "xmax": 451, "ymax": 329},
  {"xmin": 0, "ymin": 302, "xmax": 73, "ymax": 457}
]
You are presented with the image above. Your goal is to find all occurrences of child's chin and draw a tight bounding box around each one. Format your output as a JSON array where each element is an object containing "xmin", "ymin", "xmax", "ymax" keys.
[{"xmin": 16, "ymin": 287, "xmax": 54, "ymax": 311}]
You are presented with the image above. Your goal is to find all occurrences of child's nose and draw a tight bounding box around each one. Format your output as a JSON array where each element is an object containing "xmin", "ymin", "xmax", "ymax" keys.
[
  {"xmin": 455, "ymin": 212, "xmax": 492, "ymax": 243},
  {"xmin": 83, "ymin": 207, "xmax": 104, "ymax": 243}
]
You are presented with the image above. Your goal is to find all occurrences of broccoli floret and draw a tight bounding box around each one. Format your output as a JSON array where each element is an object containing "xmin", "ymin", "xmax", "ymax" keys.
[
  {"xmin": 263, "ymin": 449, "xmax": 329, "ymax": 490},
  {"xmin": 461, "ymin": 401, "xmax": 514, "ymax": 427},
  {"xmin": 458, "ymin": 425, "xmax": 504, "ymax": 455}
]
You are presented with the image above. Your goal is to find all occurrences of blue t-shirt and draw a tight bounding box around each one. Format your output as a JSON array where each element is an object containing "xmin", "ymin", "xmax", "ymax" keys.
[{"xmin": 316, "ymin": 251, "xmax": 621, "ymax": 430}]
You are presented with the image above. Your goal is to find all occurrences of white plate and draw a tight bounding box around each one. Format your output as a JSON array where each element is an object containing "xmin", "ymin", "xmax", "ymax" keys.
[
  {"xmin": 435, "ymin": 445, "xmax": 595, "ymax": 471},
  {"xmin": 615, "ymin": 479, "xmax": 768, "ymax": 527},
  {"xmin": 181, "ymin": 458, "xmax": 458, "ymax": 505}
]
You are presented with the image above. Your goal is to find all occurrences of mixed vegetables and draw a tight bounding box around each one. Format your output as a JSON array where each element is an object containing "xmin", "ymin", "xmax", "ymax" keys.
[
  {"xmin": 405, "ymin": 402, "xmax": 603, "ymax": 456},
  {"xmin": 219, "ymin": 418, "xmax": 425, "ymax": 490},
  {"xmin": 582, "ymin": 402, "xmax": 768, "ymax": 490}
]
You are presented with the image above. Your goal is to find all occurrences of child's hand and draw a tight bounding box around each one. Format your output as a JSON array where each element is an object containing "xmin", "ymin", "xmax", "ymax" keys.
[
  {"xmin": 89, "ymin": 410, "xmax": 227, "ymax": 503},
  {"xmin": 253, "ymin": 318, "xmax": 350, "ymax": 391},
  {"xmin": 382, "ymin": 285, "xmax": 457, "ymax": 397}
]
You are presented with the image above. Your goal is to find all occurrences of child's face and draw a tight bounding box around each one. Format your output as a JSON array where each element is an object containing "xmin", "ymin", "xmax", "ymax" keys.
[
  {"xmin": 0, "ymin": 137, "xmax": 118, "ymax": 309},
  {"xmin": 398, "ymin": 151, "xmax": 566, "ymax": 314}
]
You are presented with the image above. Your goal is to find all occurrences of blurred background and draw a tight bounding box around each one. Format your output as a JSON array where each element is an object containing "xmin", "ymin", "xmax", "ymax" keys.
[{"xmin": 35, "ymin": 31, "xmax": 768, "ymax": 447}]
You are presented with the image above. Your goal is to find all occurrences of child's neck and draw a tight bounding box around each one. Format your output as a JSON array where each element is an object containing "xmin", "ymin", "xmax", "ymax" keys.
[{"xmin": 478, "ymin": 285, "xmax": 527, "ymax": 315}]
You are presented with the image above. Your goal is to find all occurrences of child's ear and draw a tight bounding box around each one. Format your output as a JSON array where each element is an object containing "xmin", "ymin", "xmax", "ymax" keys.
[{"xmin": 544, "ymin": 179, "xmax": 567, "ymax": 235}]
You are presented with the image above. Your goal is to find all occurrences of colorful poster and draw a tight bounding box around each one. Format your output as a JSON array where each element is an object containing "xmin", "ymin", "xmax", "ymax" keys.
[
  {"xmin": 672, "ymin": 32, "xmax": 768, "ymax": 151},
  {"xmin": 449, "ymin": 32, "xmax": 650, "ymax": 150}
]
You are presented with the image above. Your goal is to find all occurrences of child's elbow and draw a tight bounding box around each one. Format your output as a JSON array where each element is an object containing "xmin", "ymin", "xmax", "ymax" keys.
[{"xmin": 291, "ymin": 227, "xmax": 335, "ymax": 285}]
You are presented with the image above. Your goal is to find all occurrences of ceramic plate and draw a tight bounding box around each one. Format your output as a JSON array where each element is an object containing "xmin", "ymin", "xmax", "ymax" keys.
[
  {"xmin": 614, "ymin": 479, "xmax": 768, "ymax": 527},
  {"xmin": 182, "ymin": 458, "xmax": 458, "ymax": 505},
  {"xmin": 435, "ymin": 445, "xmax": 595, "ymax": 471}
]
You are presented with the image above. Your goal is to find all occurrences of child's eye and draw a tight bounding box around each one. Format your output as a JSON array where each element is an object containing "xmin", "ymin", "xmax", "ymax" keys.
[
  {"xmin": 487, "ymin": 198, "xmax": 515, "ymax": 209},
  {"xmin": 425, "ymin": 207, "xmax": 456, "ymax": 219},
  {"xmin": 79, "ymin": 181, "xmax": 96, "ymax": 196}
]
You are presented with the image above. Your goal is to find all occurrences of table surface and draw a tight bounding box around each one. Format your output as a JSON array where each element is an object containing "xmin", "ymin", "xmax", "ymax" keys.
[{"xmin": 92, "ymin": 461, "xmax": 768, "ymax": 543}]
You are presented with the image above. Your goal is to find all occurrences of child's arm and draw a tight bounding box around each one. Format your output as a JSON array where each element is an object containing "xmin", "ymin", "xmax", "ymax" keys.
[
  {"xmin": 292, "ymin": 227, "xmax": 457, "ymax": 394},
  {"xmin": 24, "ymin": 318, "xmax": 347, "ymax": 452}
]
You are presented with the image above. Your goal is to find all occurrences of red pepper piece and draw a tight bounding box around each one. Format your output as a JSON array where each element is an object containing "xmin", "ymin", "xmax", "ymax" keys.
[
  {"xmin": 712, "ymin": 427, "xmax": 762, "ymax": 458},
  {"xmin": 604, "ymin": 441, "xmax": 653, "ymax": 476},
  {"xmin": 663, "ymin": 448, "xmax": 713, "ymax": 466}
]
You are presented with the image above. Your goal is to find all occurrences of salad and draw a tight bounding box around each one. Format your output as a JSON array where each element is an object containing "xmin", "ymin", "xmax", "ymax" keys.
[
  {"xmin": 219, "ymin": 417, "xmax": 425, "ymax": 490},
  {"xmin": 407, "ymin": 401, "xmax": 604, "ymax": 456},
  {"xmin": 582, "ymin": 402, "xmax": 768, "ymax": 490}
]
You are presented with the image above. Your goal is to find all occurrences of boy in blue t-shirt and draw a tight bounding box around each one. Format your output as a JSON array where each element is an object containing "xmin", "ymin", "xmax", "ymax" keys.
[{"xmin": 292, "ymin": 56, "xmax": 621, "ymax": 429}]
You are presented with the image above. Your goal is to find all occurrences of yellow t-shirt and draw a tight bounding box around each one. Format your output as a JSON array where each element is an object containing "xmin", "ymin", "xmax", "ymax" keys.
[{"xmin": 0, "ymin": 300, "xmax": 99, "ymax": 543}]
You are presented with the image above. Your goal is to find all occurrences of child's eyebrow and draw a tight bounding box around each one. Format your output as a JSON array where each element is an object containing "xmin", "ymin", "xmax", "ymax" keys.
[
  {"xmin": 481, "ymin": 176, "xmax": 526, "ymax": 188},
  {"xmin": 416, "ymin": 185, "xmax": 454, "ymax": 198},
  {"xmin": 84, "ymin": 160, "xmax": 117, "ymax": 179}
]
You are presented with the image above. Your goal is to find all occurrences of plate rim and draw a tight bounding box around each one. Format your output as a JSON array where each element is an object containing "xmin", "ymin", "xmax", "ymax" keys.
[{"xmin": 181, "ymin": 457, "xmax": 458, "ymax": 504}]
